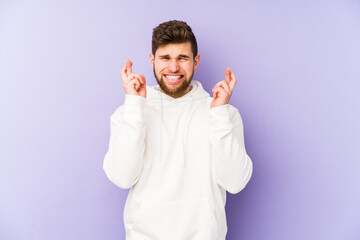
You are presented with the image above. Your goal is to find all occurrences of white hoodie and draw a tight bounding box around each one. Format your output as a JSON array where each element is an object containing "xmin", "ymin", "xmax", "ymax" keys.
[{"xmin": 103, "ymin": 81, "xmax": 253, "ymax": 240}]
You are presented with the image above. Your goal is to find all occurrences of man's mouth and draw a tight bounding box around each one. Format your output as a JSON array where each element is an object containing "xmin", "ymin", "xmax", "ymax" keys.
[{"xmin": 163, "ymin": 74, "xmax": 184, "ymax": 83}]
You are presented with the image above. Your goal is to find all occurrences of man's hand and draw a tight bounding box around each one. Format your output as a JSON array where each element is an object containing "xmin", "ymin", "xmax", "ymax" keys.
[
  {"xmin": 121, "ymin": 59, "xmax": 146, "ymax": 98},
  {"xmin": 210, "ymin": 67, "xmax": 237, "ymax": 109}
]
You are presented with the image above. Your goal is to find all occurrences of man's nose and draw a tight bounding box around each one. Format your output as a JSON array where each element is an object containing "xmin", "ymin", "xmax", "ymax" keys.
[{"xmin": 168, "ymin": 59, "xmax": 180, "ymax": 72}]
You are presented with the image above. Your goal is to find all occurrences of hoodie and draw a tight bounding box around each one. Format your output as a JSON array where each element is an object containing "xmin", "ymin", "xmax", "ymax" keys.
[{"xmin": 103, "ymin": 80, "xmax": 253, "ymax": 240}]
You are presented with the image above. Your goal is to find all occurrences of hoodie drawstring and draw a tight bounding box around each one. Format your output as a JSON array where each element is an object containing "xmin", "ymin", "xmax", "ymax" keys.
[
  {"xmin": 159, "ymin": 92, "xmax": 163, "ymax": 164},
  {"xmin": 182, "ymin": 95, "xmax": 192, "ymax": 168}
]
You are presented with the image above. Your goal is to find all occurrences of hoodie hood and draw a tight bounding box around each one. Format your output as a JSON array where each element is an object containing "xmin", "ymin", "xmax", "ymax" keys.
[
  {"xmin": 146, "ymin": 80, "xmax": 210, "ymax": 103},
  {"xmin": 145, "ymin": 80, "xmax": 210, "ymax": 167}
]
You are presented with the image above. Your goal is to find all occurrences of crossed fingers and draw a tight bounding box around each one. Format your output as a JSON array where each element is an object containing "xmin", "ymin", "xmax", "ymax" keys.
[
  {"xmin": 224, "ymin": 67, "xmax": 237, "ymax": 92},
  {"xmin": 212, "ymin": 67, "xmax": 237, "ymax": 97},
  {"xmin": 121, "ymin": 60, "xmax": 144, "ymax": 91}
]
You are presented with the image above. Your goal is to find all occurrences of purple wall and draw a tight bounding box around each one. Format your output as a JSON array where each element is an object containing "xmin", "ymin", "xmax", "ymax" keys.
[{"xmin": 1, "ymin": 0, "xmax": 359, "ymax": 239}]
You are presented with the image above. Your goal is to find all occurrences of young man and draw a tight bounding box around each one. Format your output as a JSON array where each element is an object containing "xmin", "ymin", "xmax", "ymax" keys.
[{"xmin": 103, "ymin": 20, "xmax": 253, "ymax": 240}]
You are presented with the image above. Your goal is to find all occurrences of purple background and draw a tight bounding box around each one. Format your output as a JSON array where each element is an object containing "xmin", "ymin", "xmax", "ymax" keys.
[{"xmin": 1, "ymin": 0, "xmax": 359, "ymax": 239}]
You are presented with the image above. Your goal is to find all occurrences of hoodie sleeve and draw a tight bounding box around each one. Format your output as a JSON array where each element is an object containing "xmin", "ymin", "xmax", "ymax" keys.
[
  {"xmin": 209, "ymin": 104, "xmax": 253, "ymax": 194},
  {"xmin": 103, "ymin": 95, "xmax": 146, "ymax": 189}
]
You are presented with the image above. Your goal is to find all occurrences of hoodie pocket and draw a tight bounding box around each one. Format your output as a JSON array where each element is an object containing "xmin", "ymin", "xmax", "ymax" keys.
[{"xmin": 131, "ymin": 198, "xmax": 219, "ymax": 240}]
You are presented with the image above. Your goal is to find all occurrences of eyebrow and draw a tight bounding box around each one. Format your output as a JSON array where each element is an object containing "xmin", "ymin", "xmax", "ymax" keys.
[
  {"xmin": 158, "ymin": 54, "xmax": 190, "ymax": 59},
  {"xmin": 179, "ymin": 54, "xmax": 190, "ymax": 59}
]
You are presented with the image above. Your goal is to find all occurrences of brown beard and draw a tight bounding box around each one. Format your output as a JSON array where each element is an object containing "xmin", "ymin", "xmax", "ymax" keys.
[{"xmin": 153, "ymin": 64, "xmax": 194, "ymax": 98}]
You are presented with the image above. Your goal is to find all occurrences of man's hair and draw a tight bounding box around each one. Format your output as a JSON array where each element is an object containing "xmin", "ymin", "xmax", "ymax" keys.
[{"xmin": 152, "ymin": 20, "xmax": 198, "ymax": 58}]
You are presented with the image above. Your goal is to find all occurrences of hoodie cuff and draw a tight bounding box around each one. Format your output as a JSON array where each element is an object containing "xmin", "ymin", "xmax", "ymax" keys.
[
  {"xmin": 123, "ymin": 94, "xmax": 146, "ymax": 123},
  {"xmin": 210, "ymin": 104, "xmax": 233, "ymax": 128}
]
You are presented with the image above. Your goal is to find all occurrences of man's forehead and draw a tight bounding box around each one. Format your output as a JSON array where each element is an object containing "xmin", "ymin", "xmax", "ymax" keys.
[{"xmin": 155, "ymin": 42, "xmax": 192, "ymax": 56}]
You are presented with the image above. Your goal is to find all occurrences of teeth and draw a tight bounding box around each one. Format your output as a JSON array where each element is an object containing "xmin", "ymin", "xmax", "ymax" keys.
[{"xmin": 165, "ymin": 75, "xmax": 181, "ymax": 79}]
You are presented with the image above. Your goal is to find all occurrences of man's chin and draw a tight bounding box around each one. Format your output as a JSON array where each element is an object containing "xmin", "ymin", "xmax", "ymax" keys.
[{"xmin": 158, "ymin": 79, "xmax": 191, "ymax": 98}]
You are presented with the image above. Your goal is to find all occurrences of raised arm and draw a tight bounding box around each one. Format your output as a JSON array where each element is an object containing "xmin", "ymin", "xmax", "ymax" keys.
[
  {"xmin": 209, "ymin": 68, "xmax": 253, "ymax": 194},
  {"xmin": 103, "ymin": 60, "xmax": 147, "ymax": 189}
]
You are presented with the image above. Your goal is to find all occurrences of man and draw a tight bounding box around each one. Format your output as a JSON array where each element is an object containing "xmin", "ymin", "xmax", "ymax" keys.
[{"xmin": 103, "ymin": 20, "xmax": 253, "ymax": 240}]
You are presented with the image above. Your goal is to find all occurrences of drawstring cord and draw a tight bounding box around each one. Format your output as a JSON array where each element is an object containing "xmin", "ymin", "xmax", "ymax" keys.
[
  {"xmin": 159, "ymin": 92, "xmax": 163, "ymax": 164},
  {"xmin": 182, "ymin": 95, "xmax": 193, "ymax": 168}
]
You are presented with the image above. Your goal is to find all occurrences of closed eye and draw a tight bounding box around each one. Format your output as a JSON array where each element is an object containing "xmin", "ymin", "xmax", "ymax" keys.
[{"xmin": 178, "ymin": 55, "xmax": 190, "ymax": 60}]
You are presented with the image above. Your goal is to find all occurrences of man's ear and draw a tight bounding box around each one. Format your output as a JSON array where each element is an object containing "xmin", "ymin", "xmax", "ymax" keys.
[
  {"xmin": 150, "ymin": 53, "xmax": 155, "ymax": 70},
  {"xmin": 194, "ymin": 54, "xmax": 200, "ymax": 72}
]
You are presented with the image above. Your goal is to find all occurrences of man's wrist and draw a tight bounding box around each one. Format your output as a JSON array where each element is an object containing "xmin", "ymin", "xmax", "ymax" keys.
[
  {"xmin": 123, "ymin": 94, "xmax": 146, "ymax": 123},
  {"xmin": 210, "ymin": 104, "xmax": 232, "ymax": 125}
]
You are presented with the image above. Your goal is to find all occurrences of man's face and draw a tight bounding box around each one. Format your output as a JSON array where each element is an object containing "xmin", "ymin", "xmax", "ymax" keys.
[{"xmin": 150, "ymin": 42, "xmax": 200, "ymax": 98}]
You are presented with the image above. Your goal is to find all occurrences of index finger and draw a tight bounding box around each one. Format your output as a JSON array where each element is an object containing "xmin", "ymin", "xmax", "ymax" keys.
[
  {"xmin": 121, "ymin": 62, "xmax": 128, "ymax": 79},
  {"xmin": 225, "ymin": 67, "xmax": 231, "ymax": 85},
  {"xmin": 229, "ymin": 71, "xmax": 237, "ymax": 91},
  {"xmin": 126, "ymin": 59, "xmax": 133, "ymax": 75}
]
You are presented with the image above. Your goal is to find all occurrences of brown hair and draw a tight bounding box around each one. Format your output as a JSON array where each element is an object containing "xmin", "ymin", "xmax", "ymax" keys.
[{"xmin": 152, "ymin": 20, "xmax": 198, "ymax": 58}]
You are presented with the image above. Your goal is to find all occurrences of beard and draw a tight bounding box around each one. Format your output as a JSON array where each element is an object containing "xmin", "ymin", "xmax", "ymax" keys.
[{"xmin": 153, "ymin": 64, "xmax": 194, "ymax": 98}]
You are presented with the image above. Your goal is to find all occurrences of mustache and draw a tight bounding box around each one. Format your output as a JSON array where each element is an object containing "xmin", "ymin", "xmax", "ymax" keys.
[{"xmin": 152, "ymin": 66, "xmax": 194, "ymax": 98}]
